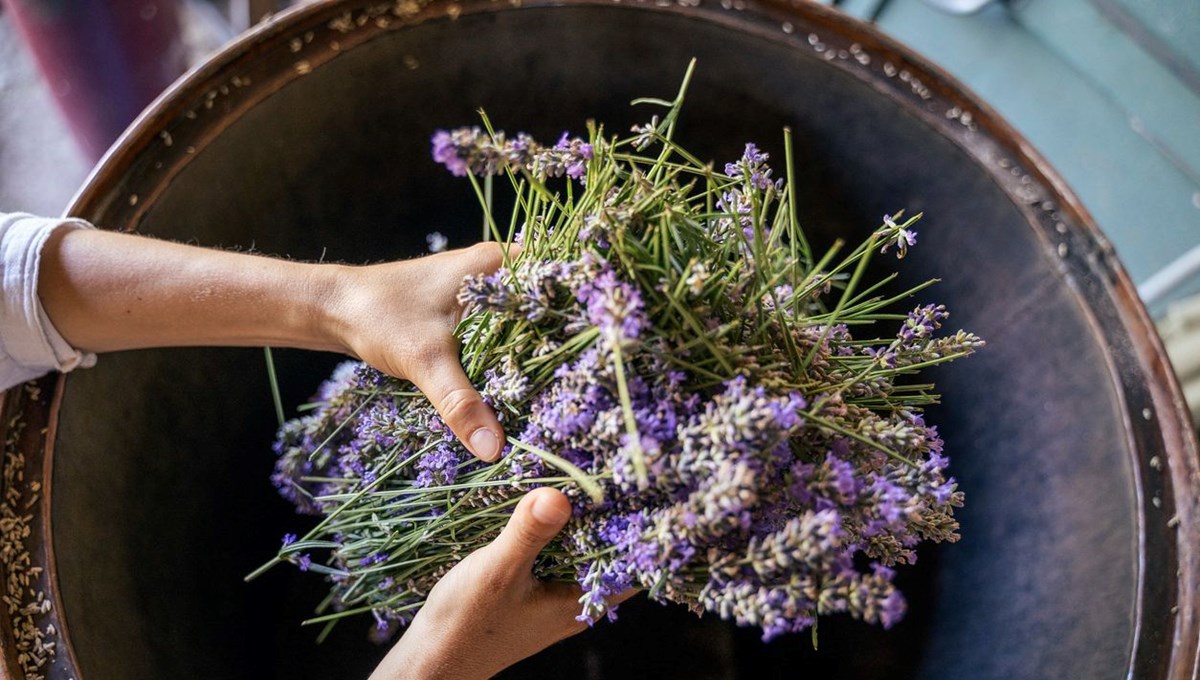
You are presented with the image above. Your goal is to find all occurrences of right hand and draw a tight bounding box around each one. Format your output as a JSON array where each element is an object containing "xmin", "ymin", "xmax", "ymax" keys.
[{"xmin": 326, "ymin": 242, "xmax": 514, "ymax": 462}]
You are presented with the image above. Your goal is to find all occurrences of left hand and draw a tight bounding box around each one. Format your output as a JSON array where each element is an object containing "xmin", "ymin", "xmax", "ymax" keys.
[{"xmin": 368, "ymin": 488, "xmax": 622, "ymax": 680}]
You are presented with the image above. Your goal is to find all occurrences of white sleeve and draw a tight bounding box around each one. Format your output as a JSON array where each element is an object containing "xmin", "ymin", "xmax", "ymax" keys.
[{"xmin": 0, "ymin": 212, "xmax": 98, "ymax": 392}]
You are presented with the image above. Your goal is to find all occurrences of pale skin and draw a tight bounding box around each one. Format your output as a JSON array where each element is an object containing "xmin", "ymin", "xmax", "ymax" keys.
[
  {"xmin": 36, "ymin": 226, "xmax": 611, "ymax": 677},
  {"xmin": 372, "ymin": 487, "xmax": 597, "ymax": 680}
]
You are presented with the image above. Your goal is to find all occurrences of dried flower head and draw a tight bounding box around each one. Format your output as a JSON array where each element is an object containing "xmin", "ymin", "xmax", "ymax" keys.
[{"xmin": 254, "ymin": 62, "xmax": 982, "ymax": 647}]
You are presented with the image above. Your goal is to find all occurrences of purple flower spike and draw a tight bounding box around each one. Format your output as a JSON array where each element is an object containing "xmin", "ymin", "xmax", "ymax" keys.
[
  {"xmin": 272, "ymin": 111, "xmax": 978, "ymax": 645},
  {"xmin": 431, "ymin": 130, "xmax": 470, "ymax": 177},
  {"xmin": 899, "ymin": 304, "xmax": 948, "ymax": 344},
  {"xmin": 877, "ymin": 214, "xmax": 917, "ymax": 258},
  {"xmin": 725, "ymin": 143, "xmax": 776, "ymax": 192},
  {"xmin": 577, "ymin": 269, "xmax": 646, "ymax": 342}
]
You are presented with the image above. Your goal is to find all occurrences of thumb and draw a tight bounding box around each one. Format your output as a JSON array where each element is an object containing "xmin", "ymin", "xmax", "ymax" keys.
[
  {"xmin": 488, "ymin": 488, "xmax": 573, "ymax": 576},
  {"xmin": 408, "ymin": 346, "xmax": 506, "ymax": 463}
]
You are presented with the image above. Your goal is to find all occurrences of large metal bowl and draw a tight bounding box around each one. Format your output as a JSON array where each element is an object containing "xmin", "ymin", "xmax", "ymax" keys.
[{"xmin": 1, "ymin": 0, "xmax": 1196, "ymax": 678}]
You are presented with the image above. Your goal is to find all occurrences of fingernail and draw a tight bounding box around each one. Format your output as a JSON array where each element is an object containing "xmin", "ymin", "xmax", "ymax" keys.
[
  {"xmin": 531, "ymin": 493, "xmax": 571, "ymax": 526},
  {"xmin": 469, "ymin": 428, "xmax": 500, "ymax": 462}
]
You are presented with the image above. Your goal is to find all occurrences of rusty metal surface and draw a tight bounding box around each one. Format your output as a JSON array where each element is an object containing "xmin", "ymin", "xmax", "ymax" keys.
[{"xmin": 0, "ymin": 0, "xmax": 1193, "ymax": 678}]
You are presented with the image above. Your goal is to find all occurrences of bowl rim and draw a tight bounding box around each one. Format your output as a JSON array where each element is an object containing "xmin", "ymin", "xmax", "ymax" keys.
[{"xmin": 0, "ymin": 0, "xmax": 1192, "ymax": 677}]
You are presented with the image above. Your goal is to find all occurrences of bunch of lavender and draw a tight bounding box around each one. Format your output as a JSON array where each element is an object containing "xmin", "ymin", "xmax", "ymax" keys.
[{"xmin": 251, "ymin": 63, "xmax": 983, "ymax": 644}]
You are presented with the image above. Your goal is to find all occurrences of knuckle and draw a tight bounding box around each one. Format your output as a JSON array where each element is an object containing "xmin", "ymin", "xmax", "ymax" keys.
[
  {"xmin": 436, "ymin": 386, "xmax": 480, "ymax": 426},
  {"xmin": 513, "ymin": 522, "xmax": 547, "ymax": 551}
]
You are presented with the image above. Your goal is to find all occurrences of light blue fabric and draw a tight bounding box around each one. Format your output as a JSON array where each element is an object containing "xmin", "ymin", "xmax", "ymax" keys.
[{"xmin": 0, "ymin": 212, "xmax": 96, "ymax": 391}]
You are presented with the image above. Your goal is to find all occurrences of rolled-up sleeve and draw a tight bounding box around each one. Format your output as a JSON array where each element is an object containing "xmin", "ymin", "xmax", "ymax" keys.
[{"xmin": 1, "ymin": 212, "xmax": 97, "ymax": 391}]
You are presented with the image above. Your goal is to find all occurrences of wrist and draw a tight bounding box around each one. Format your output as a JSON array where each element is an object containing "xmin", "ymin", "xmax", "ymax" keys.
[
  {"xmin": 371, "ymin": 618, "xmax": 493, "ymax": 680},
  {"xmin": 292, "ymin": 261, "xmax": 355, "ymax": 356}
]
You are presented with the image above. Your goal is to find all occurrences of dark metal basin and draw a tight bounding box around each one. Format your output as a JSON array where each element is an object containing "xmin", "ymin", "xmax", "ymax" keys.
[{"xmin": 3, "ymin": 0, "xmax": 1196, "ymax": 678}]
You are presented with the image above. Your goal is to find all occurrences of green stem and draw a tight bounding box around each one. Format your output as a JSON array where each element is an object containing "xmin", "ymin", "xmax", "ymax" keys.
[
  {"xmin": 508, "ymin": 438, "xmax": 605, "ymax": 503},
  {"xmin": 264, "ymin": 347, "xmax": 285, "ymax": 429},
  {"xmin": 610, "ymin": 340, "xmax": 648, "ymax": 489}
]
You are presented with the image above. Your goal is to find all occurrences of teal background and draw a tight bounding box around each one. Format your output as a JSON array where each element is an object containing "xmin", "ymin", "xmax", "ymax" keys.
[{"xmin": 826, "ymin": 0, "xmax": 1200, "ymax": 313}]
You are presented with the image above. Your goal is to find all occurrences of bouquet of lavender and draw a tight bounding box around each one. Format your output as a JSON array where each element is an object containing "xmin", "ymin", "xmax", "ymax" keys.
[{"xmin": 253, "ymin": 64, "xmax": 982, "ymax": 644}]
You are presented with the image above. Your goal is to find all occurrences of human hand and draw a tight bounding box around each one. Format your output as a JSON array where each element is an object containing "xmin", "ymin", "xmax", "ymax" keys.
[
  {"xmin": 36, "ymin": 224, "xmax": 511, "ymax": 462},
  {"xmin": 368, "ymin": 488, "xmax": 618, "ymax": 680},
  {"xmin": 326, "ymin": 242, "xmax": 514, "ymax": 462}
]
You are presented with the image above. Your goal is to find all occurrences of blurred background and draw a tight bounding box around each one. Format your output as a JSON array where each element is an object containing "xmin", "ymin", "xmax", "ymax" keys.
[{"xmin": 0, "ymin": 0, "xmax": 1197, "ymax": 422}]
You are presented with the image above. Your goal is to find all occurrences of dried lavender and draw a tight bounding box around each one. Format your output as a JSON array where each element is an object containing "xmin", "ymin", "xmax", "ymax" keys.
[
  {"xmin": 250, "ymin": 63, "xmax": 982, "ymax": 645},
  {"xmin": 2, "ymin": 386, "xmax": 59, "ymax": 678}
]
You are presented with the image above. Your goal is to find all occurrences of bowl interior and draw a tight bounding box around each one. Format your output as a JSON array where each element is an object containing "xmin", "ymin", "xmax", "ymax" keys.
[{"xmin": 51, "ymin": 5, "xmax": 1137, "ymax": 679}]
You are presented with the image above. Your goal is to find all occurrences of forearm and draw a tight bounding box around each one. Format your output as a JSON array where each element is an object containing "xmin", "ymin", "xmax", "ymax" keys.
[
  {"xmin": 37, "ymin": 227, "xmax": 348, "ymax": 355},
  {"xmin": 371, "ymin": 630, "xmax": 481, "ymax": 680},
  {"xmin": 35, "ymin": 225, "xmax": 509, "ymax": 462}
]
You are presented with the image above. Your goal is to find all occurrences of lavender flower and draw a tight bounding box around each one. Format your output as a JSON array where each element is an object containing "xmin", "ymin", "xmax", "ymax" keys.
[
  {"xmin": 432, "ymin": 126, "xmax": 593, "ymax": 182},
  {"xmin": 554, "ymin": 132, "xmax": 594, "ymax": 180},
  {"xmin": 414, "ymin": 444, "xmax": 463, "ymax": 488},
  {"xmin": 431, "ymin": 127, "xmax": 502, "ymax": 177},
  {"xmin": 900, "ymin": 304, "xmax": 948, "ymax": 343},
  {"xmin": 630, "ymin": 115, "xmax": 660, "ymax": 150},
  {"xmin": 577, "ymin": 268, "xmax": 647, "ymax": 343},
  {"xmin": 263, "ymin": 84, "xmax": 981, "ymax": 648},
  {"xmin": 482, "ymin": 356, "xmax": 531, "ymax": 407},
  {"xmin": 725, "ymin": 143, "xmax": 778, "ymax": 192},
  {"xmin": 876, "ymin": 213, "xmax": 917, "ymax": 258},
  {"xmin": 715, "ymin": 189, "xmax": 754, "ymax": 241}
]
